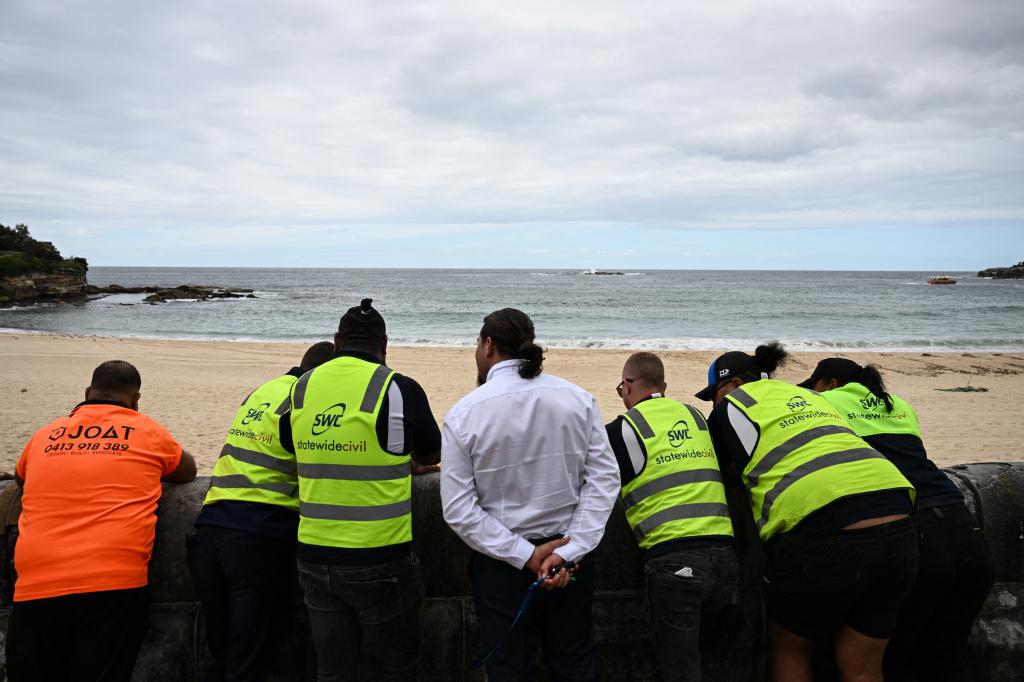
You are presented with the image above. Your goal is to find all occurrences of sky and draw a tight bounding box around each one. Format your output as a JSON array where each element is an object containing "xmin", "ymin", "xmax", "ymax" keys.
[{"xmin": 1, "ymin": 0, "xmax": 1022, "ymax": 270}]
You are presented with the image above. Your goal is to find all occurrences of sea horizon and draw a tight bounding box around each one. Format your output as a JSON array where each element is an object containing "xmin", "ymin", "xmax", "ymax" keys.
[{"xmin": 1, "ymin": 267, "xmax": 1021, "ymax": 353}]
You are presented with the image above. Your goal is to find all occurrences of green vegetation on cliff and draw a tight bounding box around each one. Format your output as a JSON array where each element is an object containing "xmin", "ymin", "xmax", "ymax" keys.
[{"xmin": 0, "ymin": 223, "xmax": 88, "ymax": 278}]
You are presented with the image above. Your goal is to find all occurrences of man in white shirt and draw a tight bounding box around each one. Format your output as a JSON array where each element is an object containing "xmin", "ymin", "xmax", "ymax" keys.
[{"xmin": 441, "ymin": 308, "xmax": 620, "ymax": 682}]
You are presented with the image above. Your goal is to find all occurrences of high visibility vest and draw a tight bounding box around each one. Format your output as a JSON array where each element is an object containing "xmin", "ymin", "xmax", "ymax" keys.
[
  {"xmin": 289, "ymin": 356, "xmax": 411, "ymax": 549},
  {"xmin": 818, "ymin": 382, "xmax": 922, "ymax": 439},
  {"xmin": 621, "ymin": 398, "xmax": 733, "ymax": 550},
  {"xmin": 725, "ymin": 379, "xmax": 913, "ymax": 541},
  {"xmin": 204, "ymin": 374, "xmax": 299, "ymax": 510}
]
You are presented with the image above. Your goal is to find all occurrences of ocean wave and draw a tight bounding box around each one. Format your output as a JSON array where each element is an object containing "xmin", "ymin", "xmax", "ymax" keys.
[{"xmin": 2, "ymin": 327, "xmax": 1021, "ymax": 352}]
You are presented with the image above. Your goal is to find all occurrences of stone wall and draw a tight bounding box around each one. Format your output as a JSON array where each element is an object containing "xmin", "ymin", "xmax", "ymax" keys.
[{"xmin": 0, "ymin": 463, "xmax": 1021, "ymax": 680}]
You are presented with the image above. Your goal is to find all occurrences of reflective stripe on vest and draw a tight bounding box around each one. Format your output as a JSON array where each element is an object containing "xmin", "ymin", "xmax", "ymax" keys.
[
  {"xmin": 621, "ymin": 398, "xmax": 733, "ymax": 549},
  {"xmin": 726, "ymin": 379, "xmax": 912, "ymax": 541},
  {"xmin": 820, "ymin": 382, "xmax": 923, "ymax": 439},
  {"xmin": 291, "ymin": 356, "xmax": 411, "ymax": 550},
  {"xmin": 204, "ymin": 373, "xmax": 300, "ymax": 510}
]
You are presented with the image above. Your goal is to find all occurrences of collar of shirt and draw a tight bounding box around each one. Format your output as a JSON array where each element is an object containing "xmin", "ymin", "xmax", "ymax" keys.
[
  {"xmin": 286, "ymin": 366, "xmax": 304, "ymax": 379},
  {"xmin": 486, "ymin": 358, "xmax": 525, "ymax": 382},
  {"xmin": 71, "ymin": 399, "xmax": 135, "ymax": 415},
  {"xmin": 332, "ymin": 349, "xmax": 382, "ymax": 365}
]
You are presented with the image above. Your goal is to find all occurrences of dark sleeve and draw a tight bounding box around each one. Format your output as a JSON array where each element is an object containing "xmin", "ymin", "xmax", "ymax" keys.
[
  {"xmin": 390, "ymin": 374, "xmax": 441, "ymax": 464},
  {"xmin": 279, "ymin": 410, "xmax": 294, "ymax": 455},
  {"xmin": 605, "ymin": 416, "xmax": 639, "ymax": 486},
  {"xmin": 707, "ymin": 402, "xmax": 748, "ymax": 479}
]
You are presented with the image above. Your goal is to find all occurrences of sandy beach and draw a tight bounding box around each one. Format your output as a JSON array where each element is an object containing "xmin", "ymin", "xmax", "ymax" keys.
[{"xmin": 1, "ymin": 333, "xmax": 1021, "ymax": 473}]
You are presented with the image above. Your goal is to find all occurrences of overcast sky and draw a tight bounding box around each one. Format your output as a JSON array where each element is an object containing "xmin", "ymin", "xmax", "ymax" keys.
[{"xmin": 2, "ymin": 0, "xmax": 1022, "ymax": 269}]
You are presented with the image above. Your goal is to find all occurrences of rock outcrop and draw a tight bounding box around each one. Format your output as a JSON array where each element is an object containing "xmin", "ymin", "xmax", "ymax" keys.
[
  {"xmin": 977, "ymin": 261, "xmax": 1024, "ymax": 279},
  {"xmin": 0, "ymin": 268, "xmax": 88, "ymax": 305}
]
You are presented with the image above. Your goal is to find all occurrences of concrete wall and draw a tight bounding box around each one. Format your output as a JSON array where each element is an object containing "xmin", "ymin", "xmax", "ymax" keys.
[{"xmin": 0, "ymin": 463, "xmax": 1021, "ymax": 681}]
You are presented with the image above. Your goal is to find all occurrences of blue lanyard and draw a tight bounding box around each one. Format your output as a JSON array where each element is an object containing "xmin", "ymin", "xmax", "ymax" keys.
[{"xmin": 472, "ymin": 561, "xmax": 577, "ymax": 669}]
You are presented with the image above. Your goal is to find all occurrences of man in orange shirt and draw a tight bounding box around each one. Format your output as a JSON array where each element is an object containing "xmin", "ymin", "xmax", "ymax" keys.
[{"xmin": 6, "ymin": 360, "xmax": 197, "ymax": 682}]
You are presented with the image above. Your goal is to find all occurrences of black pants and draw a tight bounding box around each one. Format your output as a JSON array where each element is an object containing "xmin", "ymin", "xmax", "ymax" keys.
[
  {"xmin": 186, "ymin": 525, "xmax": 297, "ymax": 682},
  {"xmin": 884, "ymin": 503, "xmax": 994, "ymax": 682},
  {"xmin": 470, "ymin": 551, "xmax": 597, "ymax": 682},
  {"xmin": 6, "ymin": 586, "xmax": 150, "ymax": 682}
]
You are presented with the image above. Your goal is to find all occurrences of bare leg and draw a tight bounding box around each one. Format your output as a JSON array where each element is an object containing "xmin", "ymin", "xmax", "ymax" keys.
[
  {"xmin": 770, "ymin": 621, "xmax": 814, "ymax": 682},
  {"xmin": 835, "ymin": 626, "xmax": 888, "ymax": 682}
]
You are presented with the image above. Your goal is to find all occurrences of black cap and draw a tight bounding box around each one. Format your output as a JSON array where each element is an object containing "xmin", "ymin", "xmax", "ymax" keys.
[
  {"xmin": 797, "ymin": 357, "xmax": 862, "ymax": 389},
  {"xmin": 694, "ymin": 351, "xmax": 764, "ymax": 401},
  {"xmin": 337, "ymin": 298, "xmax": 386, "ymax": 342}
]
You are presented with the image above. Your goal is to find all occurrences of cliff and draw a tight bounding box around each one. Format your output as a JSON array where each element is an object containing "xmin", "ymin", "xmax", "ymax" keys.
[
  {"xmin": 977, "ymin": 260, "xmax": 1024, "ymax": 279},
  {"xmin": 0, "ymin": 224, "xmax": 88, "ymax": 305},
  {"xmin": 0, "ymin": 267, "xmax": 88, "ymax": 305}
]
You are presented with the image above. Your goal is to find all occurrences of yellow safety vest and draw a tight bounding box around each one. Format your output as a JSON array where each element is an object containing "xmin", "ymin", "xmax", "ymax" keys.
[
  {"xmin": 725, "ymin": 379, "xmax": 913, "ymax": 541},
  {"xmin": 289, "ymin": 356, "xmax": 411, "ymax": 549},
  {"xmin": 204, "ymin": 373, "xmax": 299, "ymax": 510},
  {"xmin": 621, "ymin": 397, "xmax": 733, "ymax": 550},
  {"xmin": 819, "ymin": 382, "xmax": 923, "ymax": 439}
]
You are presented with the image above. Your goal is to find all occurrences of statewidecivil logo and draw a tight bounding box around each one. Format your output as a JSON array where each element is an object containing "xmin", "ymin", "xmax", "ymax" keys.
[
  {"xmin": 667, "ymin": 419, "xmax": 691, "ymax": 448},
  {"xmin": 311, "ymin": 403, "xmax": 347, "ymax": 436},
  {"xmin": 860, "ymin": 394, "xmax": 886, "ymax": 410},
  {"xmin": 786, "ymin": 396, "xmax": 810, "ymax": 413},
  {"xmin": 242, "ymin": 402, "xmax": 271, "ymax": 426}
]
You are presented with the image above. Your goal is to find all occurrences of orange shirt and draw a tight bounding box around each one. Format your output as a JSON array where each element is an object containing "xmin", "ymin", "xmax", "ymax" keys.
[{"xmin": 14, "ymin": 401, "xmax": 182, "ymax": 602}]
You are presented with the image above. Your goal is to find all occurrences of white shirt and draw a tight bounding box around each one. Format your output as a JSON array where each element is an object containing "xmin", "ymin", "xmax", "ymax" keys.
[{"xmin": 441, "ymin": 359, "xmax": 620, "ymax": 569}]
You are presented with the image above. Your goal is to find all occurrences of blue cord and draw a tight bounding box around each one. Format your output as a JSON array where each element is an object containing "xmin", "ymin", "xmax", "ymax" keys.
[{"xmin": 473, "ymin": 561, "xmax": 577, "ymax": 669}]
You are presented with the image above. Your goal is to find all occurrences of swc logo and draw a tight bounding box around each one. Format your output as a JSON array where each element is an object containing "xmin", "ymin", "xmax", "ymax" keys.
[
  {"xmin": 242, "ymin": 402, "xmax": 271, "ymax": 426},
  {"xmin": 786, "ymin": 396, "xmax": 810, "ymax": 413},
  {"xmin": 312, "ymin": 403, "xmax": 347, "ymax": 436},
  {"xmin": 860, "ymin": 395, "xmax": 886, "ymax": 410},
  {"xmin": 667, "ymin": 420, "xmax": 691, "ymax": 448}
]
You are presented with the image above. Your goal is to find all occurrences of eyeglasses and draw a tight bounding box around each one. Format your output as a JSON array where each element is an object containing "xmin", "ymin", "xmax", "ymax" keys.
[{"xmin": 616, "ymin": 378, "xmax": 635, "ymax": 397}]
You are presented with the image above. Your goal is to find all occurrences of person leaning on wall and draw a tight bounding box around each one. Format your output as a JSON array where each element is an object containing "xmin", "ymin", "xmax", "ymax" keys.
[
  {"xmin": 799, "ymin": 358, "xmax": 994, "ymax": 681},
  {"xmin": 695, "ymin": 343, "xmax": 918, "ymax": 682},
  {"xmin": 186, "ymin": 340, "xmax": 335, "ymax": 682},
  {"xmin": 6, "ymin": 360, "xmax": 197, "ymax": 682},
  {"xmin": 606, "ymin": 351, "xmax": 739, "ymax": 682},
  {"xmin": 284, "ymin": 298, "xmax": 441, "ymax": 682}
]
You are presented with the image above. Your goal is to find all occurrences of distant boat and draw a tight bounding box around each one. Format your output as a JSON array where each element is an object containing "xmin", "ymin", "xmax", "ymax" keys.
[{"xmin": 927, "ymin": 276, "xmax": 957, "ymax": 285}]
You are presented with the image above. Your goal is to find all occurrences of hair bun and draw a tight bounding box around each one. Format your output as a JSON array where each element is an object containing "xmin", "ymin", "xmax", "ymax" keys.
[
  {"xmin": 360, "ymin": 298, "xmax": 373, "ymax": 313},
  {"xmin": 753, "ymin": 341, "xmax": 788, "ymax": 375}
]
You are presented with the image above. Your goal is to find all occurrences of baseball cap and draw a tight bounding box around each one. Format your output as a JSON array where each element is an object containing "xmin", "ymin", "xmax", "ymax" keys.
[
  {"xmin": 797, "ymin": 357, "xmax": 862, "ymax": 389},
  {"xmin": 338, "ymin": 298, "xmax": 386, "ymax": 341},
  {"xmin": 694, "ymin": 351, "xmax": 764, "ymax": 401}
]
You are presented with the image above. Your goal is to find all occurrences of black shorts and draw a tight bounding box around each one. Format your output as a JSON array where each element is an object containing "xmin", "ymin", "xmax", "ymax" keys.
[{"xmin": 765, "ymin": 517, "xmax": 919, "ymax": 641}]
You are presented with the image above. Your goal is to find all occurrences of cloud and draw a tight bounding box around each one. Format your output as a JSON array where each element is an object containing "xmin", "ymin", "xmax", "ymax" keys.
[{"xmin": 0, "ymin": 0, "xmax": 1020, "ymax": 266}]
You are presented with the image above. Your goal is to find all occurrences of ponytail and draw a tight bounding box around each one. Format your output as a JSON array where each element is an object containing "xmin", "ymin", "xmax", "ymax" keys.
[
  {"xmin": 858, "ymin": 364, "xmax": 894, "ymax": 413},
  {"xmin": 516, "ymin": 340, "xmax": 545, "ymax": 379},
  {"xmin": 752, "ymin": 341, "xmax": 788, "ymax": 376}
]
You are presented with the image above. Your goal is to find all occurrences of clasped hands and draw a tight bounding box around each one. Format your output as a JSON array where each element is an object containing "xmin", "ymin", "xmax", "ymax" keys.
[{"xmin": 524, "ymin": 536, "xmax": 577, "ymax": 591}]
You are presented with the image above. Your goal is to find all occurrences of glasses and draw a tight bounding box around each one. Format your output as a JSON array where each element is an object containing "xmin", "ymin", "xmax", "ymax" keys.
[{"xmin": 616, "ymin": 378, "xmax": 635, "ymax": 397}]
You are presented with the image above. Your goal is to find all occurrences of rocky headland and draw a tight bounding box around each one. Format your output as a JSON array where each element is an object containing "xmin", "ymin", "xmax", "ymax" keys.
[
  {"xmin": 0, "ymin": 223, "xmax": 88, "ymax": 305},
  {"xmin": 977, "ymin": 260, "xmax": 1024, "ymax": 279}
]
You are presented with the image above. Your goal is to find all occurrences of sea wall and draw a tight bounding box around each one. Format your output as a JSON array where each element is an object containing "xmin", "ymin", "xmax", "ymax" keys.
[{"xmin": 0, "ymin": 463, "xmax": 1021, "ymax": 681}]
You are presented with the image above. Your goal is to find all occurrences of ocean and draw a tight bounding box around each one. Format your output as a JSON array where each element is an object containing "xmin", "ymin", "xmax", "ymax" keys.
[{"xmin": 1, "ymin": 267, "xmax": 1022, "ymax": 352}]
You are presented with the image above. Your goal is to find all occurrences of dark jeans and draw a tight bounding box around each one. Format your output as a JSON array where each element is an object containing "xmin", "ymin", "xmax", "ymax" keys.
[
  {"xmin": 884, "ymin": 503, "xmax": 994, "ymax": 682},
  {"xmin": 186, "ymin": 525, "xmax": 297, "ymax": 682},
  {"xmin": 6, "ymin": 586, "xmax": 150, "ymax": 682},
  {"xmin": 645, "ymin": 545, "xmax": 740, "ymax": 682},
  {"xmin": 296, "ymin": 553, "xmax": 424, "ymax": 682},
  {"xmin": 470, "ymin": 551, "xmax": 597, "ymax": 682}
]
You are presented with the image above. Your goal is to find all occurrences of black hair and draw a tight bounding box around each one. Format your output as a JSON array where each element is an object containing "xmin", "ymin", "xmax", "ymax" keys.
[
  {"xmin": 853, "ymin": 364, "xmax": 894, "ymax": 413},
  {"xmin": 750, "ymin": 341, "xmax": 788, "ymax": 377},
  {"xmin": 300, "ymin": 341, "xmax": 335, "ymax": 372},
  {"xmin": 90, "ymin": 360, "xmax": 141, "ymax": 395},
  {"xmin": 480, "ymin": 308, "xmax": 544, "ymax": 379}
]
